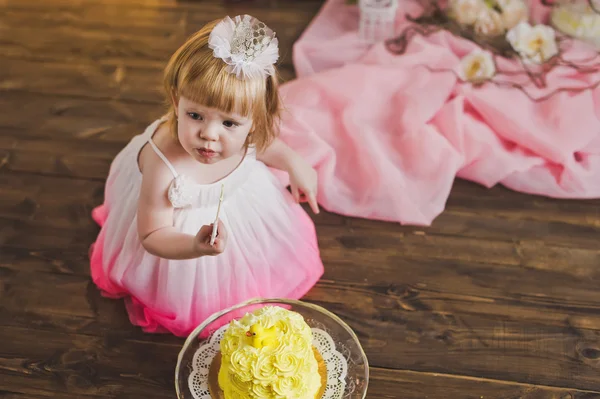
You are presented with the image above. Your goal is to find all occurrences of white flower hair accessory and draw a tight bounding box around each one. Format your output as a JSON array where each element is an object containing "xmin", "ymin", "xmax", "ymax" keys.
[{"xmin": 208, "ymin": 14, "xmax": 279, "ymax": 80}]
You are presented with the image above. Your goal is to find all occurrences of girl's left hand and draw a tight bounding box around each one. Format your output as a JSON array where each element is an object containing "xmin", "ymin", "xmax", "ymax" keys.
[{"xmin": 288, "ymin": 158, "xmax": 320, "ymax": 214}]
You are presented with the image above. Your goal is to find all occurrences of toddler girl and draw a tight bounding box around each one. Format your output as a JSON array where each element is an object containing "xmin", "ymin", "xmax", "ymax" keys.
[{"xmin": 89, "ymin": 15, "xmax": 324, "ymax": 337}]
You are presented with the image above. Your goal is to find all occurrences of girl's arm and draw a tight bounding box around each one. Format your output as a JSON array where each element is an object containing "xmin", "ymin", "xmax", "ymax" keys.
[
  {"xmin": 256, "ymin": 137, "xmax": 302, "ymax": 172},
  {"xmin": 137, "ymin": 149, "xmax": 225, "ymax": 259},
  {"xmin": 257, "ymin": 138, "xmax": 320, "ymax": 214}
]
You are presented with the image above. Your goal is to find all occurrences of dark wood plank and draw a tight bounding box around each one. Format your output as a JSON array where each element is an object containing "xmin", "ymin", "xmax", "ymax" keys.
[
  {"xmin": 0, "ymin": 133, "xmax": 125, "ymax": 157},
  {"xmin": 0, "ymin": 0, "xmax": 324, "ymax": 14},
  {"xmin": 0, "ymin": 3, "xmax": 315, "ymax": 81},
  {"xmin": 1, "ymin": 59, "xmax": 164, "ymax": 104},
  {"xmin": 317, "ymin": 180, "xmax": 600, "ymax": 231},
  {"xmin": 367, "ymin": 368, "xmax": 599, "ymax": 399},
  {"xmin": 0, "ymin": 173, "xmax": 105, "ymax": 228},
  {"xmin": 315, "ymin": 201, "xmax": 600, "ymax": 251},
  {"xmin": 3, "ymin": 361, "xmax": 599, "ymax": 399},
  {"xmin": 0, "ymin": 391, "xmax": 108, "ymax": 399},
  {"xmin": 307, "ymin": 288, "xmax": 600, "ymax": 391},
  {"xmin": 0, "ymin": 219, "xmax": 96, "ymax": 252},
  {"xmin": 0, "ymin": 24, "xmax": 176, "ymax": 65},
  {"xmin": 0, "ymin": 325, "xmax": 178, "ymax": 398},
  {"xmin": 395, "ymin": 210, "xmax": 600, "ymax": 249},
  {"xmin": 0, "ymin": 266, "xmax": 183, "ymax": 344},
  {"xmin": 0, "ymin": 134, "xmax": 119, "ymax": 180},
  {"xmin": 0, "ymin": 92, "xmax": 160, "ymax": 142},
  {"xmin": 2, "ymin": 6, "xmax": 190, "ymax": 33},
  {"xmin": 0, "ymin": 246, "xmax": 90, "ymax": 275},
  {"xmin": 446, "ymin": 180, "xmax": 600, "ymax": 224},
  {"xmin": 316, "ymin": 224, "xmax": 600, "ymax": 277},
  {"xmin": 318, "ymin": 181, "xmax": 600, "ymax": 233},
  {"xmin": 0, "ymin": 39, "xmax": 295, "ymax": 86},
  {"xmin": 0, "ymin": 58, "xmax": 295, "ymax": 106}
]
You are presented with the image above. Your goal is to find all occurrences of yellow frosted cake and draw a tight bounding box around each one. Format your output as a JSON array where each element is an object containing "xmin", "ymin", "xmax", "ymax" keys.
[{"xmin": 218, "ymin": 306, "xmax": 322, "ymax": 399}]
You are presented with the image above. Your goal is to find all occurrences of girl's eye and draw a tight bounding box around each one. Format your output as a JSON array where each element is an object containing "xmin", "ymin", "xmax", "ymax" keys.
[
  {"xmin": 223, "ymin": 120, "xmax": 237, "ymax": 128},
  {"xmin": 187, "ymin": 112, "xmax": 203, "ymax": 121}
]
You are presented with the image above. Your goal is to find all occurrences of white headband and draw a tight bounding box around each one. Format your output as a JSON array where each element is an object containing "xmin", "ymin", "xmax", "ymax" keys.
[{"xmin": 208, "ymin": 15, "xmax": 279, "ymax": 80}]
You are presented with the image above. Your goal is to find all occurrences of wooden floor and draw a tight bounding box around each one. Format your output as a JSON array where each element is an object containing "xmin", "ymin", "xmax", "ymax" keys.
[{"xmin": 1, "ymin": 0, "xmax": 600, "ymax": 398}]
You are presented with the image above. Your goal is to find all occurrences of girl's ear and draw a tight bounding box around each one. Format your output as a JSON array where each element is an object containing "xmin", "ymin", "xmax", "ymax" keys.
[{"xmin": 171, "ymin": 90, "xmax": 179, "ymax": 117}]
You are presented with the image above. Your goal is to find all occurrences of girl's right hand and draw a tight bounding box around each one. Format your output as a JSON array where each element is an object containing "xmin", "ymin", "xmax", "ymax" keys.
[{"xmin": 194, "ymin": 219, "xmax": 227, "ymax": 257}]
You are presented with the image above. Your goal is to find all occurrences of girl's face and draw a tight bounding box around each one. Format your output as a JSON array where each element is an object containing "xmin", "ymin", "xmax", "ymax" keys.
[{"xmin": 175, "ymin": 95, "xmax": 253, "ymax": 164}]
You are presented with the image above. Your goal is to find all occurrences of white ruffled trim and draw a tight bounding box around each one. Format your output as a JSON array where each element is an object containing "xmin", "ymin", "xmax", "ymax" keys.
[{"xmin": 208, "ymin": 15, "xmax": 279, "ymax": 80}]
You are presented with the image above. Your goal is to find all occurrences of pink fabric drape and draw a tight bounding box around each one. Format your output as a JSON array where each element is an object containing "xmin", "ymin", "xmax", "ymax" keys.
[{"xmin": 276, "ymin": 0, "xmax": 600, "ymax": 225}]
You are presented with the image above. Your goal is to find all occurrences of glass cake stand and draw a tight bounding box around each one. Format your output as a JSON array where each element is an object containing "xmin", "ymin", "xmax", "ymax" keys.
[{"xmin": 175, "ymin": 298, "xmax": 369, "ymax": 399}]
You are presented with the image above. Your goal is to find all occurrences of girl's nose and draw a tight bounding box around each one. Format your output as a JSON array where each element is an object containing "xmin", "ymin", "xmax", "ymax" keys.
[{"xmin": 201, "ymin": 122, "xmax": 219, "ymax": 141}]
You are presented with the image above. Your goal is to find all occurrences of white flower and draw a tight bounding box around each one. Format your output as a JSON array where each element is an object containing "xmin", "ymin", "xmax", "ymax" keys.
[
  {"xmin": 450, "ymin": 0, "xmax": 486, "ymax": 26},
  {"xmin": 496, "ymin": 0, "xmax": 528, "ymax": 31},
  {"xmin": 577, "ymin": 14, "xmax": 600, "ymax": 37},
  {"xmin": 458, "ymin": 49, "xmax": 496, "ymax": 82},
  {"xmin": 551, "ymin": 4, "xmax": 600, "ymax": 40},
  {"xmin": 450, "ymin": 0, "xmax": 528, "ymax": 34},
  {"xmin": 474, "ymin": 7, "xmax": 505, "ymax": 37},
  {"xmin": 507, "ymin": 22, "xmax": 559, "ymax": 64}
]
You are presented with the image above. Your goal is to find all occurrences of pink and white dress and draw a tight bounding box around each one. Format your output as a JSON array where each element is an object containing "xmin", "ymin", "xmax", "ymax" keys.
[{"xmin": 89, "ymin": 117, "xmax": 324, "ymax": 337}]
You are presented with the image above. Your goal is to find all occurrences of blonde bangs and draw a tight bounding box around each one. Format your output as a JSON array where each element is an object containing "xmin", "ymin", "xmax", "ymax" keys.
[{"xmin": 178, "ymin": 58, "xmax": 264, "ymax": 119}]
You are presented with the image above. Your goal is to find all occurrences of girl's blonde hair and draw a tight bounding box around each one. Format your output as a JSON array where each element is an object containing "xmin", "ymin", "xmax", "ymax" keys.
[{"xmin": 163, "ymin": 19, "xmax": 281, "ymax": 152}]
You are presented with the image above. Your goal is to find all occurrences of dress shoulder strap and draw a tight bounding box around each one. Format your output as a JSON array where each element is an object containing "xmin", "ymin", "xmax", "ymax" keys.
[{"xmin": 148, "ymin": 138, "xmax": 178, "ymax": 178}]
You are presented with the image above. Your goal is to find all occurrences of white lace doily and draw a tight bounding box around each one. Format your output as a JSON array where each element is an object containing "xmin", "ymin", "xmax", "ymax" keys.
[{"xmin": 188, "ymin": 325, "xmax": 348, "ymax": 399}]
